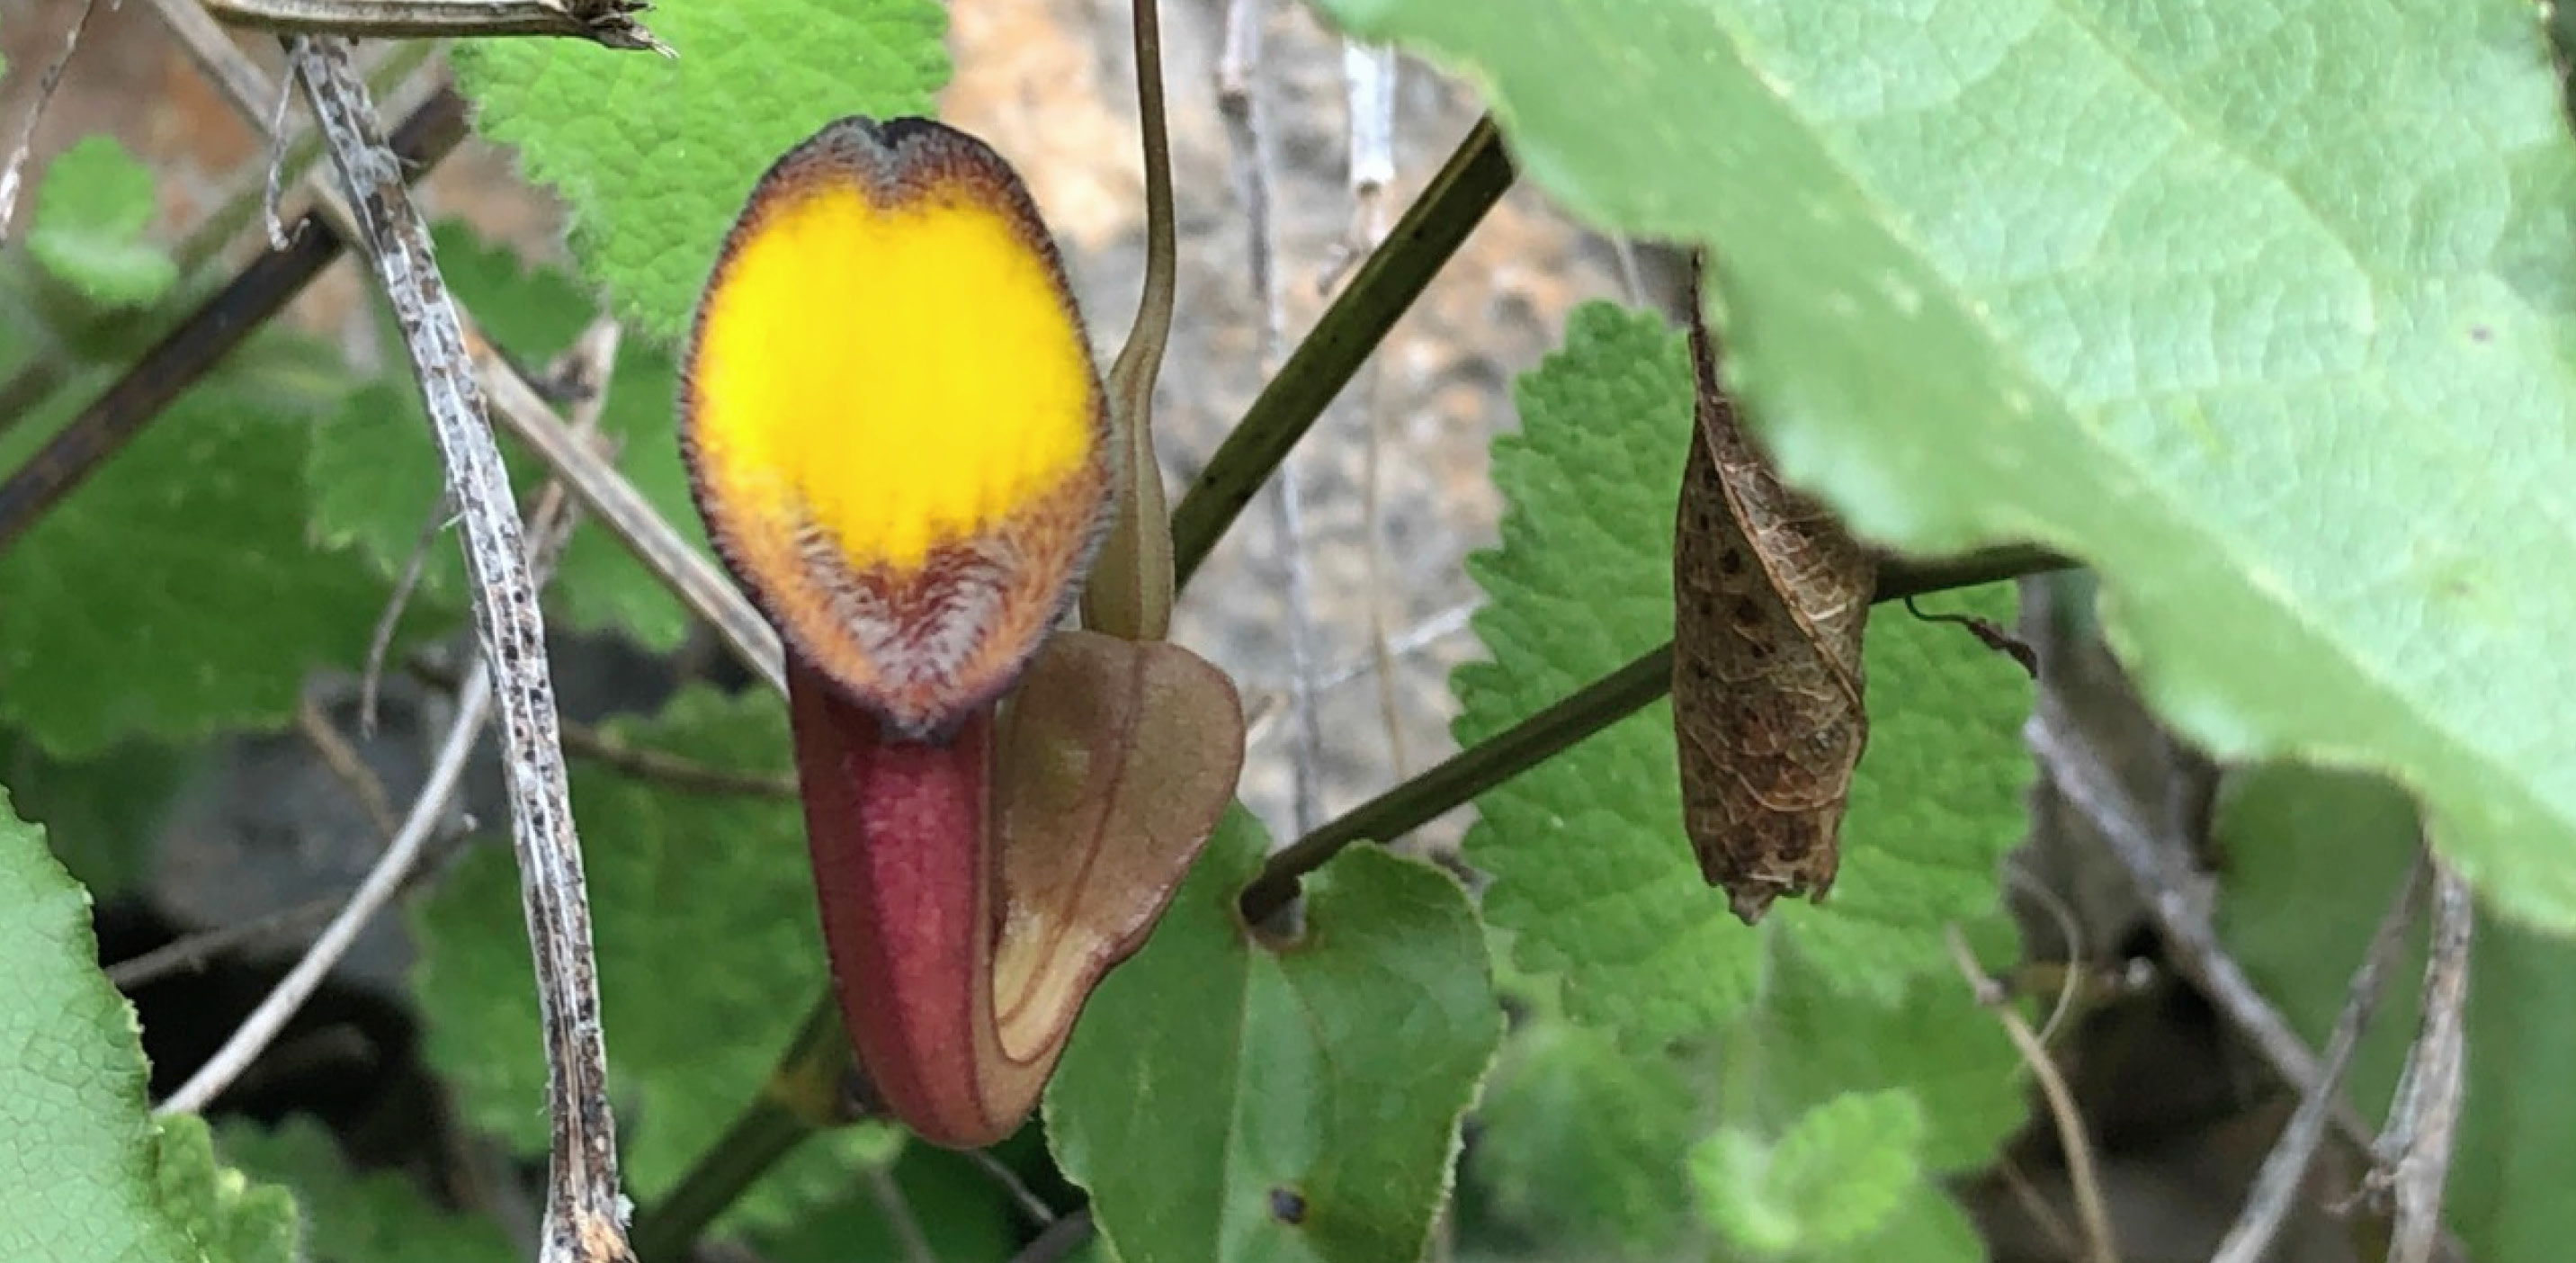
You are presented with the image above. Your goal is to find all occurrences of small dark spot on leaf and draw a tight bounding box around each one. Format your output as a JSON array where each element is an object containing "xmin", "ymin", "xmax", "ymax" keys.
[
  {"xmin": 1269, "ymin": 1187, "xmax": 1309, "ymax": 1225},
  {"xmin": 2470, "ymin": 325, "xmax": 2493, "ymax": 343}
]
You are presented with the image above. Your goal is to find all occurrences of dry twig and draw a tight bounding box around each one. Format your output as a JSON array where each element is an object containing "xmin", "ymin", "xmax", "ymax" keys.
[
  {"xmin": 142, "ymin": 0, "xmax": 786, "ymax": 697},
  {"xmin": 1337, "ymin": 39, "xmax": 1397, "ymax": 258},
  {"xmin": 1947, "ymin": 927, "xmax": 2120, "ymax": 1263},
  {"xmin": 202, "ymin": 0, "xmax": 669, "ymax": 49},
  {"xmin": 2373, "ymin": 860, "xmax": 2473, "ymax": 1263},
  {"xmin": 161, "ymin": 667, "xmax": 495, "ymax": 1115},
  {"xmin": 557, "ymin": 721, "xmax": 796, "ymax": 799},
  {"xmin": 2209, "ymin": 853, "xmax": 2430, "ymax": 1263},
  {"xmin": 1217, "ymin": 0, "xmax": 1328, "ymax": 834},
  {"xmin": 2026, "ymin": 714, "xmax": 2379, "ymax": 1151},
  {"xmin": 106, "ymin": 895, "xmax": 343, "ymax": 990},
  {"xmin": 285, "ymin": 37, "xmax": 630, "ymax": 1261},
  {"xmin": 0, "ymin": 0, "xmax": 106, "ymax": 241},
  {"xmin": 157, "ymin": 463, "xmax": 581, "ymax": 1119},
  {"xmin": 295, "ymin": 694, "xmax": 402, "ymax": 838}
]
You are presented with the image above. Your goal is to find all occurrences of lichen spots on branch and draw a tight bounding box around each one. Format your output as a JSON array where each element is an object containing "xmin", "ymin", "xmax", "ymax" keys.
[{"xmin": 690, "ymin": 165, "xmax": 1098, "ymax": 576}]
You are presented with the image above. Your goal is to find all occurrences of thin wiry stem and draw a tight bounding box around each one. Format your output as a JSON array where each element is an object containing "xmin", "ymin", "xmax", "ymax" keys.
[
  {"xmin": 1005, "ymin": 1210, "xmax": 1096, "ymax": 1263},
  {"xmin": 0, "ymin": 39, "xmax": 430, "ymax": 449},
  {"xmin": 558, "ymin": 720, "xmax": 797, "ymax": 799},
  {"xmin": 148, "ymin": 0, "xmax": 785, "ymax": 695},
  {"xmin": 1080, "ymin": 0, "xmax": 1181, "ymax": 639},
  {"xmin": 2210, "ymin": 853, "xmax": 2428, "ymax": 1263},
  {"xmin": 157, "ymin": 467, "xmax": 582, "ymax": 1115},
  {"xmin": 1947, "ymin": 927, "xmax": 2119, "ymax": 1263},
  {"xmin": 0, "ymin": 0, "xmax": 106, "ymax": 240},
  {"xmin": 106, "ymin": 895, "xmax": 342, "ymax": 990},
  {"xmin": 201, "ymin": 0, "xmax": 669, "ymax": 48},
  {"xmin": 162, "ymin": 669, "xmax": 493, "ymax": 1115},
  {"xmin": 1217, "ymin": 0, "xmax": 1326, "ymax": 833},
  {"xmin": 295, "ymin": 694, "xmax": 401, "ymax": 838},
  {"xmin": 2025, "ymin": 712, "xmax": 2381, "ymax": 1152},
  {"xmin": 2376, "ymin": 860, "xmax": 2473, "ymax": 1263}
]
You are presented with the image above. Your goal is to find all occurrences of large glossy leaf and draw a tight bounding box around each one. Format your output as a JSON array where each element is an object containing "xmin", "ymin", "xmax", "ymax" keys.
[{"xmin": 1310, "ymin": 0, "xmax": 2576, "ymax": 929}]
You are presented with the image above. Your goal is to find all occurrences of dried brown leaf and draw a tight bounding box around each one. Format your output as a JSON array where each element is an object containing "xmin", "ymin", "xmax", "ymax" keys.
[{"xmin": 1671, "ymin": 257, "xmax": 1876, "ymax": 924}]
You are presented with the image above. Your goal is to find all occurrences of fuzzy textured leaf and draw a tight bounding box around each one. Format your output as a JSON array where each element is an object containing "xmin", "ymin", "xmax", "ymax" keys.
[
  {"xmin": 1313, "ymin": 0, "xmax": 2576, "ymax": 930},
  {"xmin": 1690, "ymin": 1089, "xmax": 1924, "ymax": 1258},
  {"xmin": 1453, "ymin": 303, "xmax": 2030, "ymax": 1042},
  {"xmin": 0, "ymin": 383, "xmax": 382, "ymax": 756},
  {"xmin": 1468, "ymin": 1015, "xmax": 1698, "ymax": 1254},
  {"xmin": 149, "ymin": 1116, "xmax": 300, "ymax": 1263},
  {"xmin": 1045, "ymin": 811, "xmax": 1500, "ymax": 1263},
  {"xmin": 2218, "ymin": 764, "xmax": 2576, "ymax": 1262},
  {"xmin": 0, "ymin": 790, "xmax": 293, "ymax": 1263},
  {"xmin": 27, "ymin": 135, "xmax": 177, "ymax": 308},
  {"xmin": 407, "ymin": 687, "xmax": 827, "ymax": 1202},
  {"xmin": 218, "ymin": 1117, "xmax": 511, "ymax": 1263},
  {"xmin": 452, "ymin": 0, "xmax": 951, "ymax": 340}
]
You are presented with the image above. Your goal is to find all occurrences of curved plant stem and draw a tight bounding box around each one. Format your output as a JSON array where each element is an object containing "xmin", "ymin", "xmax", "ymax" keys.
[
  {"xmin": 1238, "ymin": 543, "xmax": 2067, "ymax": 918},
  {"xmin": 1083, "ymin": 0, "xmax": 1179, "ymax": 638},
  {"xmin": 1169, "ymin": 117, "xmax": 1514, "ymax": 586}
]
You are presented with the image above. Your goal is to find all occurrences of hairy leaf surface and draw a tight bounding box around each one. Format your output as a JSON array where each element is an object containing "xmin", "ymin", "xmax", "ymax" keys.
[
  {"xmin": 453, "ymin": 0, "xmax": 950, "ymax": 340},
  {"xmin": 1314, "ymin": 0, "xmax": 2576, "ymax": 929},
  {"xmin": 1456, "ymin": 303, "xmax": 2029, "ymax": 1041},
  {"xmin": 0, "ymin": 384, "xmax": 381, "ymax": 755}
]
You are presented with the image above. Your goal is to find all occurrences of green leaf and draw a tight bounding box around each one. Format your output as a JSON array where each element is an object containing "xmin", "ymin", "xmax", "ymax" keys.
[
  {"xmin": 306, "ymin": 223, "xmax": 702, "ymax": 651},
  {"xmin": 1453, "ymin": 302, "xmax": 2031, "ymax": 1041},
  {"xmin": 1045, "ymin": 810, "xmax": 1501, "ymax": 1263},
  {"xmin": 27, "ymin": 135, "xmax": 177, "ymax": 308},
  {"xmin": 748, "ymin": 1143, "xmax": 1017, "ymax": 1263},
  {"xmin": 1732, "ymin": 950, "xmax": 2026, "ymax": 1177},
  {"xmin": 1313, "ymin": 0, "xmax": 2576, "ymax": 932},
  {"xmin": 2217, "ymin": 763, "xmax": 2576, "ymax": 1262},
  {"xmin": 0, "ymin": 730, "xmax": 195, "ymax": 898},
  {"xmin": 0, "ymin": 788, "xmax": 293, "ymax": 1263},
  {"xmin": 1468, "ymin": 1017, "xmax": 1698, "ymax": 1254},
  {"xmin": 218, "ymin": 1116, "xmax": 513, "ymax": 1263},
  {"xmin": 453, "ymin": 1, "xmax": 951, "ymax": 341},
  {"xmin": 0, "ymin": 381, "xmax": 383, "ymax": 757},
  {"xmin": 150, "ymin": 1115, "xmax": 300, "ymax": 1263},
  {"xmin": 1690, "ymin": 1089, "xmax": 1923, "ymax": 1258},
  {"xmin": 407, "ymin": 686, "xmax": 824, "ymax": 1203}
]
